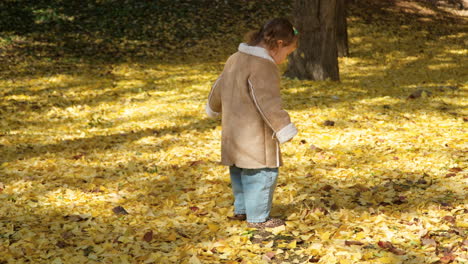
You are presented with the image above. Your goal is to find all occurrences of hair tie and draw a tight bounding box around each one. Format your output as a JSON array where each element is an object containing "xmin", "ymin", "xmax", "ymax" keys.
[{"xmin": 293, "ymin": 27, "xmax": 299, "ymax": 35}]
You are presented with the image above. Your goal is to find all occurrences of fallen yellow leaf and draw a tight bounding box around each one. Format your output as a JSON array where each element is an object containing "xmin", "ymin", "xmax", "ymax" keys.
[{"xmin": 167, "ymin": 233, "xmax": 177, "ymax": 241}]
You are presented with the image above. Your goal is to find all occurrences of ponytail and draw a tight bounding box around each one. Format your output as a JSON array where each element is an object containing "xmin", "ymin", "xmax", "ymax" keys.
[{"xmin": 245, "ymin": 18, "xmax": 298, "ymax": 49}]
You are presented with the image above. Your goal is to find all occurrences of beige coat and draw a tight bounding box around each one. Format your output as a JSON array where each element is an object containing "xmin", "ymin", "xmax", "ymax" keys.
[{"xmin": 206, "ymin": 43, "xmax": 297, "ymax": 169}]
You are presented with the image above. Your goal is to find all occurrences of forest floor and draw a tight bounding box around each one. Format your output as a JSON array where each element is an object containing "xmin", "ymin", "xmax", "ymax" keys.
[{"xmin": 0, "ymin": 1, "xmax": 467, "ymax": 263}]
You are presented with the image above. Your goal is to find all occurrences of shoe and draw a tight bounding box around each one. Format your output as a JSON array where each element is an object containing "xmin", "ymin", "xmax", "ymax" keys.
[
  {"xmin": 227, "ymin": 214, "xmax": 247, "ymax": 220},
  {"xmin": 247, "ymin": 218, "xmax": 285, "ymax": 229}
]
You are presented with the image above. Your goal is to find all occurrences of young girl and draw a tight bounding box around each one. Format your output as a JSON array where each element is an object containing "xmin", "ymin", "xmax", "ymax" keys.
[{"xmin": 205, "ymin": 18, "xmax": 298, "ymax": 228}]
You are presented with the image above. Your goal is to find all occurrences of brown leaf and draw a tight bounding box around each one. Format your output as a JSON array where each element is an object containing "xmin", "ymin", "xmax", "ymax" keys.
[
  {"xmin": 321, "ymin": 185, "xmax": 334, "ymax": 192},
  {"xmin": 450, "ymin": 227, "xmax": 464, "ymax": 236},
  {"xmin": 64, "ymin": 215, "xmax": 87, "ymax": 222},
  {"xmin": 56, "ymin": 241, "xmax": 69, "ymax": 248},
  {"xmin": 352, "ymin": 184, "xmax": 370, "ymax": 192},
  {"xmin": 330, "ymin": 204, "xmax": 339, "ymax": 211},
  {"xmin": 176, "ymin": 229, "xmax": 189, "ymax": 238},
  {"xmin": 323, "ymin": 120, "xmax": 335, "ymax": 126},
  {"xmin": 390, "ymin": 248, "xmax": 406, "ymax": 255},
  {"xmin": 262, "ymin": 252, "xmax": 276, "ymax": 262},
  {"xmin": 408, "ymin": 89, "xmax": 431, "ymax": 99},
  {"xmin": 310, "ymin": 144, "xmax": 323, "ymax": 152},
  {"xmin": 61, "ymin": 231, "xmax": 74, "ymax": 240},
  {"xmin": 83, "ymin": 246, "xmax": 94, "ymax": 256},
  {"xmin": 393, "ymin": 195, "xmax": 407, "ymax": 205},
  {"xmin": 439, "ymin": 202, "xmax": 453, "ymax": 208},
  {"xmin": 313, "ymin": 207, "xmax": 329, "ymax": 215},
  {"xmin": 378, "ymin": 241, "xmax": 406, "ymax": 255},
  {"xmin": 345, "ymin": 240, "xmax": 364, "ymax": 246},
  {"xmin": 72, "ymin": 153, "xmax": 85, "ymax": 160},
  {"xmin": 112, "ymin": 206, "xmax": 129, "ymax": 215},
  {"xmin": 437, "ymin": 246, "xmax": 452, "ymax": 256},
  {"xmin": 421, "ymin": 238, "xmax": 437, "ymax": 247},
  {"xmin": 416, "ymin": 178, "xmax": 428, "ymax": 184},
  {"xmin": 378, "ymin": 241, "xmax": 393, "ymax": 249},
  {"xmin": 309, "ymin": 256, "xmax": 321, "ymax": 262},
  {"xmin": 445, "ymin": 173, "xmax": 457, "ymax": 178},
  {"xmin": 189, "ymin": 206, "xmax": 208, "ymax": 216},
  {"xmin": 189, "ymin": 160, "xmax": 204, "ymax": 167},
  {"xmin": 449, "ymin": 167, "xmax": 462, "ymax": 173},
  {"xmin": 439, "ymin": 253, "xmax": 456, "ymax": 264},
  {"xmin": 87, "ymin": 187, "xmax": 104, "ymax": 193},
  {"xmin": 442, "ymin": 216, "xmax": 456, "ymax": 224},
  {"xmin": 408, "ymin": 90, "xmax": 422, "ymax": 99},
  {"xmin": 143, "ymin": 230, "xmax": 153, "ymax": 242}
]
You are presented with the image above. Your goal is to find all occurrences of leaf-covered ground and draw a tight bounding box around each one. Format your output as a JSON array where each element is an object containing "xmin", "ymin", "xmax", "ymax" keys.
[{"xmin": 0, "ymin": 1, "xmax": 467, "ymax": 263}]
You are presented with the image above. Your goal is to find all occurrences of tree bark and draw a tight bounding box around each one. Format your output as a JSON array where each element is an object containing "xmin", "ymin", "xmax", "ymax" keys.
[
  {"xmin": 336, "ymin": 0, "xmax": 349, "ymax": 57},
  {"xmin": 286, "ymin": 0, "xmax": 339, "ymax": 81}
]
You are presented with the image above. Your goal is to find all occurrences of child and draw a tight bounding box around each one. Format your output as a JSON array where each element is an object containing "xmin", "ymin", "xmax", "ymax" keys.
[{"xmin": 205, "ymin": 18, "xmax": 298, "ymax": 228}]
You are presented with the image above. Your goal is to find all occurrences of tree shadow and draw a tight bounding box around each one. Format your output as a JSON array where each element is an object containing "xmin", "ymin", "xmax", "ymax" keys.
[
  {"xmin": 1, "ymin": 59, "xmax": 220, "ymax": 116},
  {"xmin": 0, "ymin": 0, "xmax": 291, "ymax": 68},
  {"xmin": 0, "ymin": 116, "xmax": 218, "ymax": 164}
]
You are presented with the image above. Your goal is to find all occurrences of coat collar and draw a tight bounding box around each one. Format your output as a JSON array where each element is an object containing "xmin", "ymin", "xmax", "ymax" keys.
[{"xmin": 238, "ymin": 43, "xmax": 275, "ymax": 63}]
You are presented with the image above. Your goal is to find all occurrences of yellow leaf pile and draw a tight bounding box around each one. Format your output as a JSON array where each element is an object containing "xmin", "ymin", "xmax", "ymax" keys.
[{"xmin": 0, "ymin": 1, "xmax": 466, "ymax": 263}]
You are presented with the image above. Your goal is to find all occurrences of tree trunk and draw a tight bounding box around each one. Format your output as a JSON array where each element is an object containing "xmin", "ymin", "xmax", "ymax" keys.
[
  {"xmin": 286, "ymin": 0, "xmax": 339, "ymax": 81},
  {"xmin": 336, "ymin": 0, "xmax": 349, "ymax": 57}
]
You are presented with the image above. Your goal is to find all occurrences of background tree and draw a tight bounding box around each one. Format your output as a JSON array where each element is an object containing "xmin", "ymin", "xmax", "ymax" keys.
[
  {"xmin": 286, "ymin": 0, "xmax": 340, "ymax": 81},
  {"xmin": 336, "ymin": 0, "xmax": 349, "ymax": 57}
]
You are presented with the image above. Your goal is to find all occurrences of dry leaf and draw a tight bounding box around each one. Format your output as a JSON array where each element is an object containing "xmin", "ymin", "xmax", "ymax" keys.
[
  {"xmin": 166, "ymin": 233, "xmax": 177, "ymax": 241},
  {"xmin": 64, "ymin": 215, "xmax": 87, "ymax": 222},
  {"xmin": 262, "ymin": 252, "xmax": 276, "ymax": 262},
  {"xmin": 323, "ymin": 120, "xmax": 335, "ymax": 126},
  {"xmin": 378, "ymin": 241, "xmax": 406, "ymax": 255},
  {"xmin": 439, "ymin": 252, "xmax": 456, "ymax": 264},
  {"xmin": 56, "ymin": 241, "xmax": 69, "ymax": 248},
  {"xmin": 421, "ymin": 238, "xmax": 437, "ymax": 247},
  {"xmin": 143, "ymin": 230, "xmax": 153, "ymax": 242},
  {"xmin": 310, "ymin": 144, "xmax": 323, "ymax": 152},
  {"xmin": 113, "ymin": 206, "xmax": 129, "ymax": 215},
  {"xmin": 408, "ymin": 89, "xmax": 432, "ymax": 99},
  {"xmin": 449, "ymin": 167, "xmax": 462, "ymax": 173},
  {"xmin": 345, "ymin": 240, "xmax": 364, "ymax": 246},
  {"xmin": 442, "ymin": 216, "xmax": 456, "ymax": 224},
  {"xmin": 321, "ymin": 185, "xmax": 334, "ymax": 192}
]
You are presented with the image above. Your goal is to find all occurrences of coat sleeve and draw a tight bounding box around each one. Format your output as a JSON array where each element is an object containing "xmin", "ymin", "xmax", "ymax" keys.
[
  {"xmin": 248, "ymin": 66, "xmax": 298, "ymax": 144},
  {"xmin": 205, "ymin": 75, "xmax": 222, "ymax": 118}
]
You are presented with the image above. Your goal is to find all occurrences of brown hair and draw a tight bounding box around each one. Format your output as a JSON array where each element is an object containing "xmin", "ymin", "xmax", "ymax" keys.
[{"xmin": 245, "ymin": 18, "xmax": 298, "ymax": 50}]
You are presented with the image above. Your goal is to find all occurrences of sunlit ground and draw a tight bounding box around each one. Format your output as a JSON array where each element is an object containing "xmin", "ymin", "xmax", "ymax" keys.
[{"xmin": 1, "ymin": 2, "xmax": 467, "ymax": 264}]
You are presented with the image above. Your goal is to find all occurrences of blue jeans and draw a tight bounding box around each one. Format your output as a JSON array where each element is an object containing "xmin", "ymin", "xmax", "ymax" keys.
[{"xmin": 229, "ymin": 166, "xmax": 279, "ymax": 223}]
